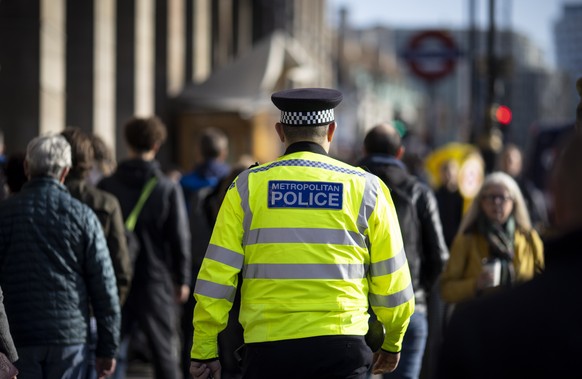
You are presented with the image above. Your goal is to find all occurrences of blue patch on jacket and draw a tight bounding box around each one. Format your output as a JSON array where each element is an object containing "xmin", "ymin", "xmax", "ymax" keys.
[{"xmin": 268, "ymin": 180, "xmax": 343, "ymax": 209}]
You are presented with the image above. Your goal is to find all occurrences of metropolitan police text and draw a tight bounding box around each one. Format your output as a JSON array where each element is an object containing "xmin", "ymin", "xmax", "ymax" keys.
[{"xmin": 268, "ymin": 180, "xmax": 343, "ymax": 209}]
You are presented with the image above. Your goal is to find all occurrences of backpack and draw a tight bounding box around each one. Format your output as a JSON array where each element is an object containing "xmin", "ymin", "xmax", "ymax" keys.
[
  {"xmin": 388, "ymin": 182, "xmax": 422, "ymax": 267},
  {"xmin": 124, "ymin": 176, "xmax": 158, "ymax": 264},
  {"xmin": 187, "ymin": 185, "xmax": 216, "ymax": 278}
]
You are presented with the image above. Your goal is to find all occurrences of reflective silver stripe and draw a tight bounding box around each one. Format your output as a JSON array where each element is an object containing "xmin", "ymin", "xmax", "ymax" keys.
[
  {"xmin": 205, "ymin": 244, "xmax": 244, "ymax": 270},
  {"xmin": 244, "ymin": 228, "xmax": 366, "ymax": 248},
  {"xmin": 194, "ymin": 279, "xmax": 236, "ymax": 302},
  {"xmin": 369, "ymin": 248, "xmax": 407, "ymax": 277},
  {"xmin": 357, "ymin": 173, "xmax": 379, "ymax": 235},
  {"xmin": 369, "ymin": 282, "xmax": 414, "ymax": 308},
  {"xmin": 236, "ymin": 170, "xmax": 253, "ymax": 246},
  {"xmin": 243, "ymin": 263, "xmax": 367, "ymax": 279}
]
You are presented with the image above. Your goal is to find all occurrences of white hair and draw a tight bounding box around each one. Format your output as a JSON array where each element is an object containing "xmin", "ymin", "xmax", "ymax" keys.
[
  {"xmin": 458, "ymin": 171, "xmax": 532, "ymax": 234},
  {"xmin": 26, "ymin": 134, "xmax": 72, "ymax": 179}
]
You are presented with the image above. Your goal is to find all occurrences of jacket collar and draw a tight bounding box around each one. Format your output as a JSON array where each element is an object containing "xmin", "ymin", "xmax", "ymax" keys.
[
  {"xmin": 24, "ymin": 176, "xmax": 67, "ymax": 191},
  {"xmin": 284, "ymin": 141, "xmax": 328, "ymax": 156},
  {"xmin": 359, "ymin": 154, "xmax": 407, "ymax": 171}
]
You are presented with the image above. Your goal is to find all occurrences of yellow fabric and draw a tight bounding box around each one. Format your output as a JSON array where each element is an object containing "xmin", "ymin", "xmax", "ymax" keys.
[
  {"xmin": 191, "ymin": 151, "xmax": 414, "ymax": 359},
  {"xmin": 440, "ymin": 228, "xmax": 544, "ymax": 304}
]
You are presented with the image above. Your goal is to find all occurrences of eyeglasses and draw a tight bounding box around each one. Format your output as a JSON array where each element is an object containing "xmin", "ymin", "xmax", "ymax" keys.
[{"xmin": 482, "ymin": 194, "xmax": 513, "ymax": 203}]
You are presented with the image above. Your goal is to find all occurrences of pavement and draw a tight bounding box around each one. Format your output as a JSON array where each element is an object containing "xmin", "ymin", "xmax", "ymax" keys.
[
  {"xmin": 123, "ymin": 362, "xmax": 383, "ymax": 379},
  {"xmin": 126, "ymin": 361, "xmax": 154, "ymax": 379}
]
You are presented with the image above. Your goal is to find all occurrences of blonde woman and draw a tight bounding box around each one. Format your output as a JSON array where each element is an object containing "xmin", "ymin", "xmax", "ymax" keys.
[{"xmin": 440, "ymin": 171, "xmax": 544, "ymax": 305}]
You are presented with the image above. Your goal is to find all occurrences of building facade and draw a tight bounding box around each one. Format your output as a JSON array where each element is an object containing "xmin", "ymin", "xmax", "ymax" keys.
[{"xmin": 0, "ymin": 0, "xmax": 333, "ymax": 167}]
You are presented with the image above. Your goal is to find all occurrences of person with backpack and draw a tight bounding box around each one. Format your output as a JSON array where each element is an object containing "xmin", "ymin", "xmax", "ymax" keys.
[
  {"xmin": 358, "ymin": 123, "xmax": 449, "ymax": 379},
  {"xmin": 98, "ymin": 116, "xmax": 191, "ymax": 379}
]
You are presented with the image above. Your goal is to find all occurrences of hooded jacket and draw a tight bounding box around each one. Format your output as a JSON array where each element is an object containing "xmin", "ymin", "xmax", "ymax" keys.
[{"xmin": 98, "ymin": 159, "xmax": 191, "ymax": 293}]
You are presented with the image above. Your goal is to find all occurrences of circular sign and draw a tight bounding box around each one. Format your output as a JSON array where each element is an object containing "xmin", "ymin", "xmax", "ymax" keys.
[{"xmin": 402, "ymin": 30, "xmax": 460, "ymax": 82}]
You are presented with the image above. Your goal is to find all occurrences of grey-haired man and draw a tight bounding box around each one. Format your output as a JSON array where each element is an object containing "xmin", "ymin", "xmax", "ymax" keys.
[{"xmin": 0, "ymin": 134, "xmax": 120, "ymax": 379}]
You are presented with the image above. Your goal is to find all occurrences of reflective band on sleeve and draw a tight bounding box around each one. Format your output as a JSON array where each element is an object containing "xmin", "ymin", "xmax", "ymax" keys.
[
  {"xmin": 369, "ymin": 282, "xmax": 414, "ymax": 308},
  {"xmin": 243, "ymin": 263, "xmax": 367, "ymax": 280},
  {"xmin": 194, "ymin": 279, "xmax": 237, "ymax": 302},
  {"xmin": 357, "ymin": 173, "xmax": 379, "ymax": 235},
  {"xmin": 205, "ymin": 244, "xmax": 244, "ymax": 270},
  {"xmin": 236, "ymin": 170, "xmax": 253, "ymax": 245},
  {"xmin": 244, "ymin": 227, "xmax": 366, "ymax": 248},
  {"xmin": 369, "ymin": 248, "xmax": 407, "ymax": 277}
]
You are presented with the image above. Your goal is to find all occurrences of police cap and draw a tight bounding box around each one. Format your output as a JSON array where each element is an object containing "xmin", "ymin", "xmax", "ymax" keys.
[{"xmin": 271, "ymin": 88, "xmax": 343, "ymax": 126}]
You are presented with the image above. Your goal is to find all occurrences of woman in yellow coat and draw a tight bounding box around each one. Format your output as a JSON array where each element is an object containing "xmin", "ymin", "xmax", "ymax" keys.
[{"xmin": 440, "ymin": 171, "xmax": 544, "ymax": 305}]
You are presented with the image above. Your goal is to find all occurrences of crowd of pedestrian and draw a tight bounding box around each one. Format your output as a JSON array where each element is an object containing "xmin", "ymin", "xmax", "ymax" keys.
[{"xmin": 0, "ymin": 76, "xmax": 580, "ymax": 379}]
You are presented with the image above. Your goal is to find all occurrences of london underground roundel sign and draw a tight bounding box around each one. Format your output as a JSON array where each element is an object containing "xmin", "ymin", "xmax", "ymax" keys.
[{"xmin": 401, "ymin": 30, "xmax": 461, "ymax": 82}]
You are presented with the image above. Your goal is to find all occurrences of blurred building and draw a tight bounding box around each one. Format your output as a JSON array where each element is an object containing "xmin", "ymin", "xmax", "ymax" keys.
[
  {"xmin": 0, "ymin": 0, "xmax": 334, "ymax": 167},
  {"xmin": 332, "ymin": 15, "xmax": 574, "ymax": 159},
  {"xmin": 554, "ymin": 3, "xmax": 582, "ymax": 102}
]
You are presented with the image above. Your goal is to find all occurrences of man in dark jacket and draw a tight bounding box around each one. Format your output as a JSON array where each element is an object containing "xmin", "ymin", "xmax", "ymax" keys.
[
  {"xmin": 497, "ymin": 143, "xmax": 549, "ymax": 233},
  {"xmin": 0, "ymin": 134, "xmax": 120, "ymax": 379},
  {"xmin": 359, "ymin": 123, "xmax": 449, "ymax": 379},
  {"xmin": 61, "ymin": 127, "xmax": 133, "ymax": 379},
  {"xmin": 437, "ymin": 78, "xmax": 582, "ymax": 379},
  {"xmin": 99, "ymin": 116, "xmax": 191, "ymax": 379}
]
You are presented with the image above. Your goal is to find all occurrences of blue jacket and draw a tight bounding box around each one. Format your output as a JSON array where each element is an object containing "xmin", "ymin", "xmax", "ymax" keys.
[{"xmin": 0, "ymin": 177, "xmax": 120, "ymax": 357}]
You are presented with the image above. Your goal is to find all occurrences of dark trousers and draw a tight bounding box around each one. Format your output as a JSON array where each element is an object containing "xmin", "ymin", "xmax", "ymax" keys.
[
  {"xmin": 17, "ymin": 344, "xmax": 88, "ymax": 379},
  {"xmin": 114, "ymin": 284, "xmax": 181, "ymax": 379},
  {"xmin": 241, "ymin": 335, "xmax": 372, "ymax": 379}
]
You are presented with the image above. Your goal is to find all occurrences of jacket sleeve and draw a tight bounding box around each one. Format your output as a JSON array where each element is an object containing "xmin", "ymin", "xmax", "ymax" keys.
[
  {"xmin": 529, "ymin": 229, "xmax": 545, "ymax": 274},
  {"xmin": 83, "ymin": 209, "xmax": 121, "ymax": 358},
  {"xmin": 367, "ymin": 177, "xmax": 415, "ymax": 353},
  {"xmin": 0, "ymin": 286, "xmax": 18, "ymax": 363},
  {"xmin": 191, "ymin": 182, "xmax": 243, "ymax": 360},
  {"xmin": 416, "ymin": 183, "xmax": 449, "ymax": 292},
  {"xmin": 165, "ymin": 182, "xmax": 192, "ymax": 287},
  {"xmin": 106, "ymin": 196, "xmax": 132, "ymax": 305},
  {"xmin": 440, "ymin": 234, "xmax": 478, "ymax": 303}
]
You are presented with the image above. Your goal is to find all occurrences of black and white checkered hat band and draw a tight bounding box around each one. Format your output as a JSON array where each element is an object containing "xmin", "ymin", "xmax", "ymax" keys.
[{"xmin": 280, "ymin": 109, "xmax": 334, "ymax": 125}]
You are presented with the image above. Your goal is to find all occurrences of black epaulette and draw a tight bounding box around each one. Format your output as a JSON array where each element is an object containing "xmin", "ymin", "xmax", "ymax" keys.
[{"xmin": 248, "ymin": 161, "xmax": 260, "ymax": 169}]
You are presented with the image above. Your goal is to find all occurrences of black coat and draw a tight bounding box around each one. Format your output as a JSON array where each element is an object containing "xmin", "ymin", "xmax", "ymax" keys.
[
  {"xmin": 98, "ymin": 159, "xmax": 191, "ymax": 304},
  {"xmin": 359, "ymin": 155, "xmax": 449, "ymax": 307},
  {"xmin": 437, "ymin": 229, "xmax": 582, "ymax": 379}
]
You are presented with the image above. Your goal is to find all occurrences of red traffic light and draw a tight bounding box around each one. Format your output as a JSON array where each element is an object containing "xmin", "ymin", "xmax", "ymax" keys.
[{"xmin": 495, "ymin": 105, "xmax": 512, "ymax": 125}]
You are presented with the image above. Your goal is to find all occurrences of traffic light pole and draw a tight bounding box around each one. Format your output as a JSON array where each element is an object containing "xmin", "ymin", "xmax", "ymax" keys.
[
  {"xmin": 468, "ymin": 0, "xmax": 478, "ymax": 144},
  {"xmin": 485, "ymin": 0, "xmax": 497, "ymax": 134},
  {"xmin": 479, "ymin": 0, "xmax": 503, "ymax": 173}
]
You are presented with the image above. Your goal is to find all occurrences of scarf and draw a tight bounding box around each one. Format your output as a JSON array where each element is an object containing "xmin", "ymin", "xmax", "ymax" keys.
[{"xmin": 477, "ymin": 214, "xmax": 516, "ymax": 286}]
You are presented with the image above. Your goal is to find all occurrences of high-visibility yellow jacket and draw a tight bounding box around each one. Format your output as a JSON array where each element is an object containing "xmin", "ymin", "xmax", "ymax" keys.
[{"xmin": 191, "ymin": 145, "xmax": 414, "ymax": 360}]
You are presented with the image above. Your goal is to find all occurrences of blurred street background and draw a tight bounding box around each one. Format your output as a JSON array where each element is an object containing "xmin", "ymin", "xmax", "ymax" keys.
[
  {"xmin": 1, "ymin": 1, "xmax": 581, "ymax": 378},
  {"xmin": 1, "ymin": 0, "xmax": 580, "ymax": 183}
]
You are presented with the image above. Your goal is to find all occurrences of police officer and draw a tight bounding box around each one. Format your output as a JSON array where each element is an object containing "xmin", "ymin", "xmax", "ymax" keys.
[{"xmin": 189, "ymin": 88, "xmax": 415, "ymax": 379}]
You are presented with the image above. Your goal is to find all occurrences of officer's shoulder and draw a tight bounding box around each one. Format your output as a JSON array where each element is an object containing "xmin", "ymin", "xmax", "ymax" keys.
[{"xmin": 226, "ymin": 162, "xmax": 261, "ymax": 191}]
